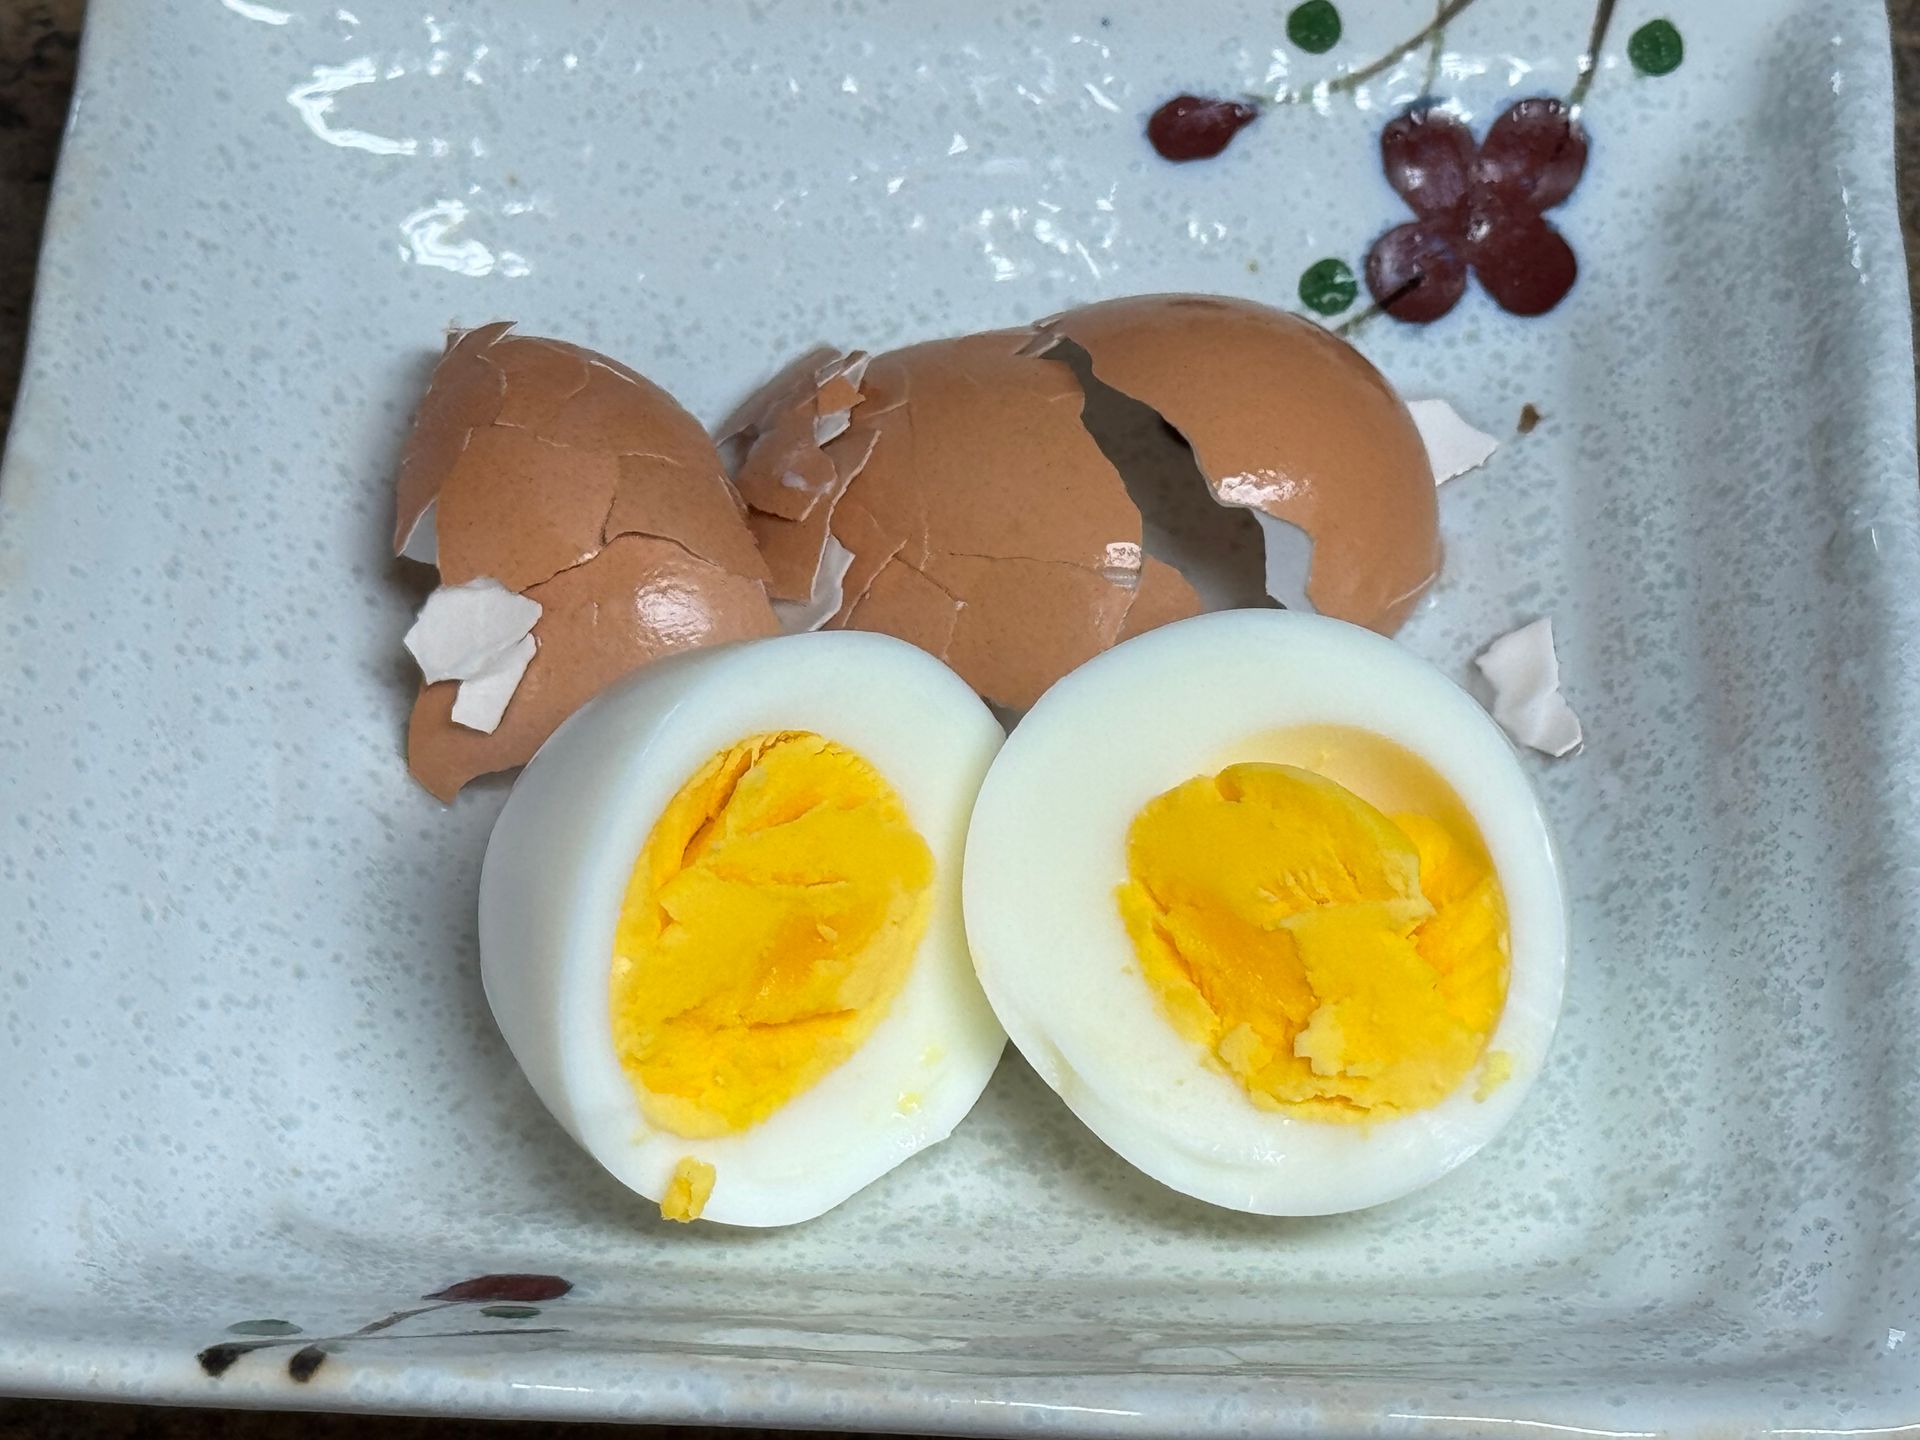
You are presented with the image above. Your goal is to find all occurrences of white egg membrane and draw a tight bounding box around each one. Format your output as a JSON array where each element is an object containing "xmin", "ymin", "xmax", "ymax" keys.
[
  {"xmin": 963, "ymin": 610, "xmax": 1568, "ymax": 1216},
  {"xmin": 480, "ymin": 631, "xmax": 1008, "ymax": 1227}
]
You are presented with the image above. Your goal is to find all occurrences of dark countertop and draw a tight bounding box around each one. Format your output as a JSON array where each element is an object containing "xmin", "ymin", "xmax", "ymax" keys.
[{"xmin": 3, "ymin": 2, "xmax": 1917, "ymax": 1436}]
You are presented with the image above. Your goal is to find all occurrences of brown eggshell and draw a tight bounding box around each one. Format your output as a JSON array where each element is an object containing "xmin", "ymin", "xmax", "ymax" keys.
[
  {"xmin": 824, "ymin": 492, "xmax": 905, "ymax": 623},
  {"xmin": 408, "ymin": 534, "xmax": 780, "ymax": 801},
  {"xmin": 535, "ymin": 365, "xmax": 677, "ymax": 457},
  {"xmin": 716, "ymin": 346, "xmax": 840, "ymax": 440},
  {"xmin": 749, "ymin": 426, "xmax": 877, "ymax": 603},
  {"xmin": 606, "ymin": 453, "xmax": 770, "ymax": 584},
  {"xmin": 392, "ymin": 321, "xmax": 512, "ymax": 553},
  {"xmin": 1116, "ymin": 556, "xmax": 1205, "ymax": 644},
  {"xmin": 488, "ymin": 336, "xmax": 592, "ymax": 431},
  {"xmin": 750, "ymin": 512, "xmax": 835, "ymax": 605},
  {"xmin": 848, "ymin": 332, "xmax": 1140, "ymax": 571},
  {"xmin": 395, "ymin": 324, "xmax": 781, "ymax": 799},
  {"xmin": 815, "ymin": 364, "xmax": 865, "ymax": 417},
  {"xmin": 1042, "ymin": 293, "xmax": 1440, "ymax": 633},
  {"xmin": 434, "ymin": 427, "xmax": 618, "ymax": 593},
  {"xmin": 743, "ymin": 424, "xmax": 840, "ymax": 523},
  {"xmin": 842, "ymin": 559, "xmax": 963, "ymax": 663},
  {"xmin": 397, "ymin": 325, "xmax": 764, "ymax": 591},
  {"xmin": 797, "ymin": 330, "xmax": 1156, "ymax": 707},
  {"xmin": 822, "ymin": 405, "xmax": 930, "ymax": 573},
  {"xmin": 547, "ymin": 342, "xmax": 658, "ymax": 391},
  {"xmin": 921, "ymin": 555, "xmax": 1134, "ymax": 712},
  {"xmin": 722, "ymin": 348, "xmax": 851, "ymax": 524}
]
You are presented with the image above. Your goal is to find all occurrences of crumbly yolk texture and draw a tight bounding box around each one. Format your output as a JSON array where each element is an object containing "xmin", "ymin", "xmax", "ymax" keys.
[
  {"xmin": 1117, "ymin": 734, "xmax": 1509, "ymax": 1123},
  {"xmin": 660, "ymin": 1156, "xmax": 716, "ymax": 1223},
  {"xmin": 611, "ymin": 731, "xmax": 934, "ymax": 1139}
]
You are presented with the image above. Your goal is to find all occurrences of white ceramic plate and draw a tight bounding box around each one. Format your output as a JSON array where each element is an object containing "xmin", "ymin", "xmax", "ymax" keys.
[{"xmin": 2, "ymin": 0, "xmax": 1916, "ymax": 1433}]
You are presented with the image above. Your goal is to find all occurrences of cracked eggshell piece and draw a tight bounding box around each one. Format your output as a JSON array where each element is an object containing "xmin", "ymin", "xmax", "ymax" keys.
[
  {"xmin": 409, "ymin": 535, "xmax": 780, "ymax": 802},
  {"xmin": 404, "ymin": 329, "xmax": 770, "ymax": 594},
  {"xmin": 393, "ymin": 324, "xmax": 780, "ymax": 800},
  {"xmin": 1041, "ymin": 294, "xmax": 1441, "ymax": 635},
  {"xmin": 394, "ymin": 321, "xmax": 514, "ymax": 558},
  {"xmin": 451, "ymin": 633, "xmax": 538, "ymax": 734},
  {"xmin": 815, "ymin": 331, "xmax": 1200, "ymax": 710},
  {"xmin": 403, "ymin": 577, "xmax": 541, "ymax": 684},
  {"xmin": 720, "ymin": 348, "xmax": 872, "ymax": 525},
  {"xmin": 478, "ymin": 630, "xmax": 1007, "ymax": 1227},
  {"xmin": 725, "ymin": 349, "xmax": 880, "ymax": 631},
  {"xmin": 747, "ymin": 424, "xmax": 878, "ymax": 608},
  {"xmin": 834, "ymin": 331, "xmax": 1136, "ymax": 574},
  {"xmin": 1475, "ymin": 617, "xmax": 1583, "ymax": 758},
  {"xmin": 1408, "ymin": 398, "xmax": 1500, "ymax": 486}
]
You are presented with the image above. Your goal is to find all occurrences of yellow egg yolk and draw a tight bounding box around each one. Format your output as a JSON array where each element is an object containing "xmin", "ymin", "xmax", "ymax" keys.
[
  {"xmin": 660, "ymin": 1156, "xmax": 716, "ymax": 1223},
  {"xmin": 611, "ymin": 731, "xmax": 934, "ymax": 1138},
  {"xmin": 1117, "ymin": 730, "xmax": 1509, "ymax": 1123}
]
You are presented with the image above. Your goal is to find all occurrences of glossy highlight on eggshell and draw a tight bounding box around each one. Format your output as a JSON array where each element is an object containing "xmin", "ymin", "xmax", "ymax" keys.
[
  {"xmin": 398, "ymin": 296, "xmax": 1444, "ymax": 797},
  {"xmin": 393, "ymin": 324, "xmax": 779, "ymax": 801},
  {"xmin": 731, "ymin": 294, "xmax": 1441, "ymax": 715}
]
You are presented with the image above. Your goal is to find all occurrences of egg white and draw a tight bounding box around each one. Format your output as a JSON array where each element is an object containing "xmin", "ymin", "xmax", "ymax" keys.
[
  {"xmin": 962, "ymin": 610, "xmax": 1567, "ymax": 1216},
  {"xmin": 480, "ymin": 630, "xmax": 1007, "ymax": 1227}
]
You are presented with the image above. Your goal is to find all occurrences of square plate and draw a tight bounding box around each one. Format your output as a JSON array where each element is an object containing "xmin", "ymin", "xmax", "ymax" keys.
[{"xmin": 3, "ymin": 0, "xmax": 1917, "ymax": 1431}]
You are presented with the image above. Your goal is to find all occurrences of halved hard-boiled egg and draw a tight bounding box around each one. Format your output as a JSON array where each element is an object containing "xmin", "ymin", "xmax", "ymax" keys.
[
  {"xmin": 963, "ymin": 610, "xmax": 1566, "ymax": 1215},
  {"xmin": 480, "ymin": 631, "xmax": 1007, "ymax": 1227}
]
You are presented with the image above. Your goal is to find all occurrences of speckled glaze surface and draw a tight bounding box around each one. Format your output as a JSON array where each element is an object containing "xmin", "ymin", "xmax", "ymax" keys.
[{"xmin": 1, "ymin": 0, "xmax": 1916, "ymax": 1434}]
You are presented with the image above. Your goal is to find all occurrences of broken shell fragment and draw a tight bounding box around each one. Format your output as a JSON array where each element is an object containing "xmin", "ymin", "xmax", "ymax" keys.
[
  {"xmin": 728, "ymin": 298, "xmax": 1439, "ymax": 710},
  {"xmin": 1475, "ymin": 616, "xmax": 1583, "ymax": 758},
  {"xmin": 1038, "ymin": 293, "xmax": 1441, "ymax": 635},
  {"xmin": 394, "ymin": 325, "xmax": 778, "ymax": 799},
  {"xmin": 450, "ymin": 634, "xmax": 537, "ymax": 734},
  {"xmin": 393, "ymin": 296, "xmax": 1455, "ymax": 796},
  {"xmin": 720, "ymin": 348, "xmax": 871, "ymax": 524},
  {"xmin": 408, "ymin": 535, "xmax": 780, "ymax": 802},
  {"xmin": 403, "ymin": 577, "xmax": 543, "ymax": 737},
  {"xmin": 811, "ymin": 330, "xmax": 1179, "ymax": 710},
  {"xmin": 404, "ymin": 577, "xmax": 541, "ymax": 685},
  {"xmin": 1407, "ymin": 397, "xmax": 1500, "ymax": 486}
]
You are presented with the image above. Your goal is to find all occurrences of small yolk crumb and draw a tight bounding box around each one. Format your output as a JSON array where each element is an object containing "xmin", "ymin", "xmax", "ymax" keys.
[
  {"xmin": 611, "ymin": 731, "xmax": 934, "ymax": 1138},
  {"xmin": 1117, "ymin": 745, "xmax": 1509, "ymax": 1123},
  {"xmin": 660, "ymin": 1156, "xmax": 716, "ymax": 1223},
  {"xmin": 1476, "ymin": 1049, "xmax": 1515, "ymax": 1101}
]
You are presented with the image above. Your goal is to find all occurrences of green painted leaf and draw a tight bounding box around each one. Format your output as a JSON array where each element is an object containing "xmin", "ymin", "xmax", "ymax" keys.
[
  {"xmin": 1627, "ymin": 19, "xmax": 1683, "ymax": 76},
  {"xmin": 225, "ymin": 1319, "xmax": 303, "ymax": 1337},
  {"xmin": 1286, "ymin": 0, "xmax": 1342, "ymax": 55},
  {"xmin": 481, "ymin": 1304, "xmax": 542, "ymax": 1320},
  {"xmin": 1298, "ymin": 257, "xmax": 1359, "ymax": 316}
]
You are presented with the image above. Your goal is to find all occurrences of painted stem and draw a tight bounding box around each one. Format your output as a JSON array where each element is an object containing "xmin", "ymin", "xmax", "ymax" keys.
[
  {"xmin": 1333, "ymin": 273, "xmax": 1426, "ymax": 337},
  {"xmin": 1420, "ymin": 0, "xmax": 1447, "ymax": 95},
  {"xmin": 308, "ymin": 1327, "xmax": 569, "ymax": 1344},
  {"xmin": 352, "ymin": 1301, "xmax": 455, "ymax": 1337},
  {"xmin": 1567, "ymin": 0, "xmax": 1619, "ymax": 108},
  {"xmin": 1319, "ymin": 0, "xmax": 1483, "ymax": 97}
]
